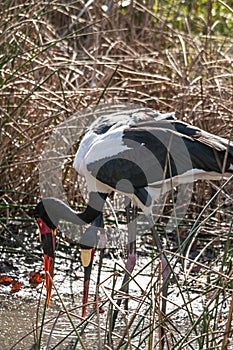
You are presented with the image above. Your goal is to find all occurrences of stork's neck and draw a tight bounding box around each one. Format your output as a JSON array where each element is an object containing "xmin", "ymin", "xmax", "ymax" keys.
[
  {"xmin": 35, "ymin": 193, "xmax": 107, "ymax": 228},
  {"xmin": 73, "ymin": 132, "xmax": 97, "ymax": 175}
]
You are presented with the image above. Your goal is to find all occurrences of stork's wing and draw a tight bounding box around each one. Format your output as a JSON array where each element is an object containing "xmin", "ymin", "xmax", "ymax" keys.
[
  {"xmin": 88, "ymin": 108, "xmax": 176, "ymax": 135},
  {"xmin": 74, "ymin": 109, "xmax": 176, "ymax": 174},
  {"xmin": 170, "ymin": 120, "xmax": 232, "ymax": 151},
  {"xmin": 87, "ymin": 119, "xmax": 233, "ymax": 189}
]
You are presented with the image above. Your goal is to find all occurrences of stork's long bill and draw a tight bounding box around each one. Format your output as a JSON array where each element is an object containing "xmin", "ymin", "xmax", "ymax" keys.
[
  {"xmin": 81, "ymin": 247, "xmax": 96, "ymax": 318},
  {"xmin": 36, "ymin": 217, "xmax": 56, "ymax": 306},
  {"xmin": 36, "ymin": 216, "xmax": 95, "ymax": 316}
]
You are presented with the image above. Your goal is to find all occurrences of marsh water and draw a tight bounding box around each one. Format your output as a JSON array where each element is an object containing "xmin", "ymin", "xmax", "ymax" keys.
[{"xmin": 0, "ymin": 218, "xmax": 233, "ymax": 349}]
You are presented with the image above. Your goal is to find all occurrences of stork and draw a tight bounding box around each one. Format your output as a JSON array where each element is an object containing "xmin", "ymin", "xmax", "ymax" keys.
[
  {"xmin": 74, "ymin": 108, "xmax": 176, "ymax": 319},
  {"xmin": 36, "ymin": 108, "xmax": 176, "ymax": 317},
  {"xmin": 35, "ymin": 108, "xmax": 233, "ymax": 334}
]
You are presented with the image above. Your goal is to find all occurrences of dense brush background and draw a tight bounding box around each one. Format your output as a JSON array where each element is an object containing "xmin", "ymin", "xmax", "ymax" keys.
[
  {"xmin": 1, "ymin": 0, "xmax": 233, "ymax": 213},
  {"xmin": 1, "ymin": 2, "xmax": 233, "ymax": 349}
]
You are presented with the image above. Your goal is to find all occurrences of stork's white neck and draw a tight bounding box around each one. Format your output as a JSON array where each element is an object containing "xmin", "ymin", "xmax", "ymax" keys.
[{"xmin": 73, "ymin": 132, "xmax": 97, "ymax": 175}]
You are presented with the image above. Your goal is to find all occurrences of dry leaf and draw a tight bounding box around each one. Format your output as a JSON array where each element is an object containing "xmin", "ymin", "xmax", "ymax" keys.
[
  {"xmin": 11, "ymin": 280, "xmax": 22, "ymax": 292},
  {"xmin": 29, "ymin": 271, "xmax": 43, "ymax": 284},
  {"xmin": 0, "ymin": 275, "xmax": 13, "ymax": 285}
]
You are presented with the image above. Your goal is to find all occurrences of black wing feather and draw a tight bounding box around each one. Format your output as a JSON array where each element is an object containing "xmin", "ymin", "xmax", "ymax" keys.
[{"xmin": 87, "ymin": 119, "xmax": 233, "ymax": 206}]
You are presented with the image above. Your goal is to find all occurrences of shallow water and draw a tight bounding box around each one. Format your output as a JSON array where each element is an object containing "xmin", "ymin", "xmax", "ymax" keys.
[
  {"xmin": 0, "ymin": 245, "xmax": 131, "ymax": 350},
  {"xmin": 1, "ymin": 252, "xmax": 232, "ymax": 350},
  {"xmin": 0, "ymin": 296, "xmax": 38, "ymax": 349},
  {"xmin": 1, "ymin": 219, "xmax": 233, "ymax": 349}
]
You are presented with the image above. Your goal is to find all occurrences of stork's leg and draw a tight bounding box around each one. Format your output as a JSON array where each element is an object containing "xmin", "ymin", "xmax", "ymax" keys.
[
  {"xmin": 96, "ymin": 230, "xmax": 106, "ymax": 286},
  {"xmin": 124, "ymin": 204, "xmax": 137, "ymax": 310},
  {"xmin": 111, "ymin": 203, "xmax": 137, "ymax": 332},
  {"xmin": 94, "ymin": 221, "xmax": 106, "ymax": 313},
  {"xmin": 148, "ymin": 213, "xmax": 170, "ymax": 348}
]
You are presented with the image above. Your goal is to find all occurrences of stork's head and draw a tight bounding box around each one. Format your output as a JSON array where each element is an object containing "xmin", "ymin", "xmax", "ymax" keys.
[
  {"xmin": 34, "ymin": 199, "xmax": 102, "ymax": 316},
  {"xmin": 35, "ymin": 200, "xmax": 57, "ymax": 306}
]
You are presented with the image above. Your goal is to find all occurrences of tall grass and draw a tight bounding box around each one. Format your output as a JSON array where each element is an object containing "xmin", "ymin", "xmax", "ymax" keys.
[{"xmin": 1, "ymin": 0, "xmax": 232, "ymax": 209}]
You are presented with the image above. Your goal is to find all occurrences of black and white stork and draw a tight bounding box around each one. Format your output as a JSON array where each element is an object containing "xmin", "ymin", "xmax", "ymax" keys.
[
  {"xmin": 35, "ymin": 108, "xmax": 233, "ymax": 323},
  {"xmin": 74, "ymin": 108, "xmax": 176, "ymax": 318},
  {"xmin": 35, "ymin": 107, "xmax": 175, "ymax": 316}
]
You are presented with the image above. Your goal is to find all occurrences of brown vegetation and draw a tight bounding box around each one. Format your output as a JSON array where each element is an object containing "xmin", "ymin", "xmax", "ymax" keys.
[
  {"xmin": 1, "ymin": 1, "xmax": 232, "ymax": 211},
  {"xmin": 1, "ymin": 3, "xmax": 233, "ymax": 349}
]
